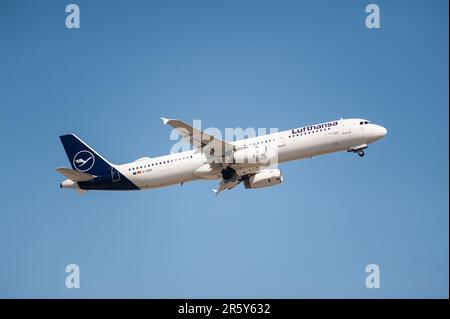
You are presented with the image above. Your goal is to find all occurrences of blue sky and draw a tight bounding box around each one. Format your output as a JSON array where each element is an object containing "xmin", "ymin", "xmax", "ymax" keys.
[{"xmin": 0, "ymin": 0, "xmax": 448, "ymax": 298}]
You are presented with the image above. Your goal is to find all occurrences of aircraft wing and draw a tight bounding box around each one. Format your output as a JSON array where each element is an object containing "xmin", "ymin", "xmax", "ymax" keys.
[
  {"xmin": 161, "ymin": 117, "xmax": 234, "ymax": 155},
  {"xmin": 213, "ymin": 179, "xmax": 242, "ymax": 195}
]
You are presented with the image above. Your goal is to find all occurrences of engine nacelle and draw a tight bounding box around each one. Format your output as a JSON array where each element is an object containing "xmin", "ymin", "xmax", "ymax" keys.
[
  {"xmin": 232, "ymin": 146, "xmax": 277, "ymax": 166},
  {"xmin": 244, "ymin": 169, "xmax": 283, "ymax": 189}
]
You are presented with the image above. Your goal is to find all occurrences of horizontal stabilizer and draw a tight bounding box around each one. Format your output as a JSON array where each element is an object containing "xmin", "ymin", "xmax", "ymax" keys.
[{"xmin": 56, "ymin": 167, "xmax": 96, "ymax": 182}]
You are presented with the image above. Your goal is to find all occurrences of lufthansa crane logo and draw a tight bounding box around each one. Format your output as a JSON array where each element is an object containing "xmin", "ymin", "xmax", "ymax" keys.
[{"xmin": 73, "ymin": 150, "xmax": 95, "ymax": 172}]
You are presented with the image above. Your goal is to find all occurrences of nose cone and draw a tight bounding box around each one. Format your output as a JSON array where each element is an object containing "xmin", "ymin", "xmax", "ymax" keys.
[{"xmin": 373, "ymin": 125, "xmax": 387, "ymax": 140}]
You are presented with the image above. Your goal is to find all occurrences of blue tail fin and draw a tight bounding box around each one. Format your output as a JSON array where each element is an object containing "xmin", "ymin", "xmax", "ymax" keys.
[{"xmin": 59, "ymin": 134, "xmax": 113, "ymax": 175}]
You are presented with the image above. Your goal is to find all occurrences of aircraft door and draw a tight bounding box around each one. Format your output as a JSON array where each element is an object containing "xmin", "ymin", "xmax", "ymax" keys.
[
  {"xmin": 341, "ymin": 122, "xmax": 351, "ymax": 134},
  {"xmin": 111, "ymin": 167, "xmax": 121, "ymax": 182},
  {"xmin": 278, "ymin": 135, "xmax": 286, "ymax": 147}
]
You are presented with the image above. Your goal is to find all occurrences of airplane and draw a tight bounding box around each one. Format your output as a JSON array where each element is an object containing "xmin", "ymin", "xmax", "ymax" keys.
[{"xmin": 57, "ymin": 118, "xmax": 387, "ymax": 194}]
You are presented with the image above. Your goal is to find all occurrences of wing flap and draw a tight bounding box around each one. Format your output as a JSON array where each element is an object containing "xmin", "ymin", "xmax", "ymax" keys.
[{"xmin": 213, "ymin": 179, "xmax": 241, "ymax": 195}]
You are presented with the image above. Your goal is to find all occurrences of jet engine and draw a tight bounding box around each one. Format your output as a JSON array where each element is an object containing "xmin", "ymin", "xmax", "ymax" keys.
[{"xmin": 243, "ymin": 169, "xmax": 283, "ymax": 189}]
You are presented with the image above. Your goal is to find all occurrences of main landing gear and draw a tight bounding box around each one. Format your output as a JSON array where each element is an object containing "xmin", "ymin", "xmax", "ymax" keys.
[{"xmin": 357, "ymin": 150, "xmax": 365, "ymax": 157}]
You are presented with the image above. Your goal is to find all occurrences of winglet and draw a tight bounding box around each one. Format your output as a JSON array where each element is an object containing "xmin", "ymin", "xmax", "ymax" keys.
[
  {"xmin": 161, "ymin": 117, "xmax": 170, "ymax": 125},
  {"xmin": 212, "ymin": 189, "xmax": 220, "ymax": 195}
]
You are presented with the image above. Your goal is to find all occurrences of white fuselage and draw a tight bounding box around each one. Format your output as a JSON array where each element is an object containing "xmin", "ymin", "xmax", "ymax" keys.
[{"xmin": 116, "ymin": 118, "xmax": 387, "ymax": 190}]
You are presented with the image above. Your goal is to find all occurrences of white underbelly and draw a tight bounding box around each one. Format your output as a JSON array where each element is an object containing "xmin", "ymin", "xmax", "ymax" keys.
[{"xmin": 149, "ymin": 161, "xmax": 204, "ymax": 188}]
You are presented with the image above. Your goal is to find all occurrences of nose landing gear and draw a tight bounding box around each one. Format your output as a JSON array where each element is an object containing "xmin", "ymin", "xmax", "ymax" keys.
[{"xmin": 348, "ymin": 144, "xmax": 368, "ymax": 158}]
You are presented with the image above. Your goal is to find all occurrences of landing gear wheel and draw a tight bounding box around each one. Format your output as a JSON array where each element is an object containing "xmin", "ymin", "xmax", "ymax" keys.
[{"xmin": 357, "ymin": 150, "xmax": 365, "ymax": 157}]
